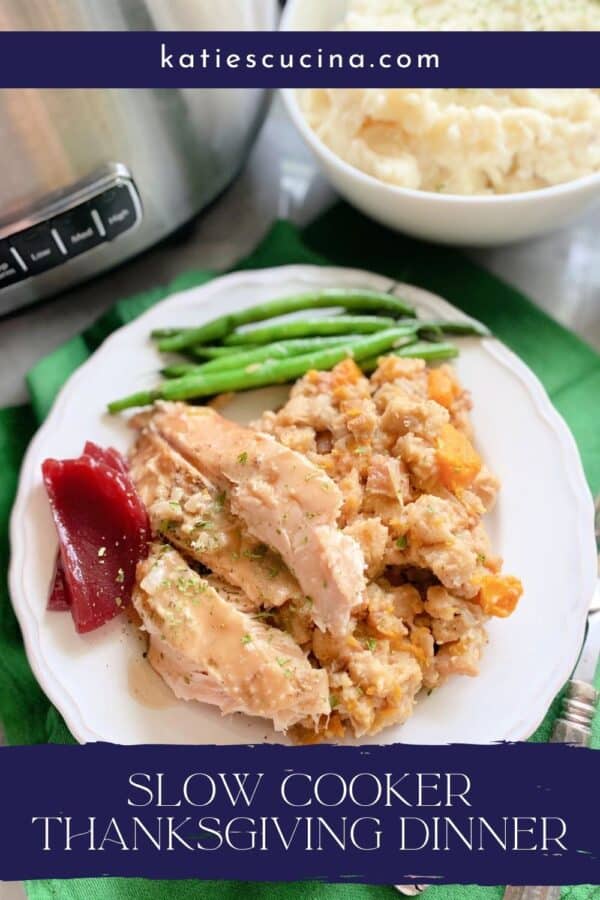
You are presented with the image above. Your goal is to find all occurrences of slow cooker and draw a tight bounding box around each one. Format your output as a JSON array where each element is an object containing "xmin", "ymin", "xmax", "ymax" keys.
[{"xmin": 0, "ymin": 0, "xmax": 277, "ymax": 315}]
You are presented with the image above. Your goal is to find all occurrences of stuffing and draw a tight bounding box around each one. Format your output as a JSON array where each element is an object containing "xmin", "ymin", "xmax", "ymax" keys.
[{"xmin": 252, "ymin": 356, "xmax": 521, "ymax": 739}]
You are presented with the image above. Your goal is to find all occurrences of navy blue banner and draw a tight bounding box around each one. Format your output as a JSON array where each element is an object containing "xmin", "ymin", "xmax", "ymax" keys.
[
  {"xmin": 0, "ymin": 31, "xmax": 597, "ymax": 87},
  {"xmin": 0, "ymin": 742, "xmax": 598, "ymax": 884}
]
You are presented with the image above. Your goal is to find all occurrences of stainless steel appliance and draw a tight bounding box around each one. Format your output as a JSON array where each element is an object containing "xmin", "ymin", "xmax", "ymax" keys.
[{"xmin": 0, "ymin": 0, "xmax": 277, "ymax": 315}]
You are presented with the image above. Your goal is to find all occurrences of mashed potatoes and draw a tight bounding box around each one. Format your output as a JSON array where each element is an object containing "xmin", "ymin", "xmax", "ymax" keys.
[
  {"xmin": 301, "ymin": 1, "xmax": 600, "ymax": 195},
  {"xmin": 344, "ymin": 0, "xmax": 600, "ymax": 31}
]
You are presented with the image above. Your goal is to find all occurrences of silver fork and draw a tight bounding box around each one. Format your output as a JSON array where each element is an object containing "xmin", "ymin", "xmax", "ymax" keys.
[{"xmin": 394, "ymin": 496, "xmax": 600, "ymax": 898}]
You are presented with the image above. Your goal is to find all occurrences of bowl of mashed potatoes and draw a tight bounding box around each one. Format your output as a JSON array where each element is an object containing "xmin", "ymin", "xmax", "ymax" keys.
[{"xmin": 281, "ymin": 0, "xmax": 600, "ymax": 246}]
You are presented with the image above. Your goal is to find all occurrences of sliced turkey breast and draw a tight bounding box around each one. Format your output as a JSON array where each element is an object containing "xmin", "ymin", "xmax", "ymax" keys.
[
  {"xmin": 148, "ymin": 403, "xmax": 366, "ymax": 636},
  {"xmin": 134, "ymin": 544, "xmax": 330, "ymax": 732},
  {"xmin": 128, "ymin": 428, "xmax": 300, "ymax": 609}
]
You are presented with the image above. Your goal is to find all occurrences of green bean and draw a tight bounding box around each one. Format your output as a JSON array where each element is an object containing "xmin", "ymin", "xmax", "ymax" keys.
[
  {"xmin": 156, "ymin": 289, "xmax": 416, "ymax": 352},
  {"xmin": 198, "ymin": 336, "xmax": 370, "ymax": 374},
  {"xmin": 418, "ymin": 324, "xmax": 445, "ymax": 342},
  {"xmin": 186, "ymin": 327, "xmax": 429, "ymax": 361},
  {"xmin": 188, "ymin": 346, "xmax": 240, "ymax": 360},
  {"xmin": 108, "ymin": 327, "xmax": 415, "ymax": 413},
  {"xmin": 150, "ymin": 328, "xmax": 184, "ymax": 340},
  {"xmin": 224, "ymin": 316, "xmax": 398, "ymax": 347},
  {"xmin": 360, "ymin": 341, "xmax": 459, "ymax": 373},
  {"xmin": 417, "ymin": 319, "xmax": 490, "ymax": 337},
  {"xmin": 174, "ymin": 346, "xmax": 239, "ymax": 366},
  {"xmin": 156, "ymin": 319, "xmax": 232, "ymax": 352},
  {"xmin": 161, "ymin": 363, "xmax": 205, "ymax": 378},
  {"xmin": 163, "ymin": 337, "xmax": 369, "ymax": 378}
]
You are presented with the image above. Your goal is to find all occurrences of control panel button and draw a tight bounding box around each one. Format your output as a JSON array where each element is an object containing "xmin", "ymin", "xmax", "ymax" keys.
[
  {"xmin": 10, "ymin": 223, "xmax": 64, "ymax": 275},
  {"xmin": 0, "ymin": 175, "xmax": 141, "ymax": 291},
  {"xmin": 0, "ymin": 241, "xmax": 26, "ymax": 288},
  {"xmin": 91, "ymin": 184, "xmax": 138, "ymax": 240},
  {"xmin": 51, "ymin": 205, "xmax": 103, "ymax": 258}
]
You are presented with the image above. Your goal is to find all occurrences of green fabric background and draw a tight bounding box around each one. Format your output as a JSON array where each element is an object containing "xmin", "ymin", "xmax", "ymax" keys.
[{"xmin": 0, "ymin": 205, "xmax": 598, "ymax": 899}]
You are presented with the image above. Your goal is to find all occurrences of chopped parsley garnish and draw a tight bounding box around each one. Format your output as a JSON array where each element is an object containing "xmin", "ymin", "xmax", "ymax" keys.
[
  {"xmin": 329, "ymin": 694, "xmax": 339, "ymax": 709},
  {"xmin": 237, "ymin": 451, "xmax": 248, "ymax": 465},
  {"xmin": 176, "ymin": 575, "xmax": 205, "ymax": 595},
  {"xmin": 276, "ymin": 657, "xmax": 293, "ymax": 677},
  {"xmin": 476, "ymin": 553, "xmax": 487, "ymax": 564},
  {"xmin": 366, "ymin": 638, "xmax": 377, "ymax": 652},
  {"xmin": 241, "ymin": 634, "xmax": 252, "ymax": 645},
  {"xmin": 276, "ymin": 657, "xmax": 289, "ymax": 668},
  {"xmin": 243, "ymin": 545, "xmax": 268, "ymax": 560},
  {"xmin": 395, "ymin": 535, "xmax": 408, "ymax": 550},
  {"xmin": 158, "ymin": 519, "xmax": 176, "ymax": 533}
]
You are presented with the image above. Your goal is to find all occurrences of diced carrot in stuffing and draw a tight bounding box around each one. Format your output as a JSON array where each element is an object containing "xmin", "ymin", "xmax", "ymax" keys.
[
  {"xmin": 476, "ymin": 574, "xmax": 523, "ymax": 618},
  {"xmin": 428, "ymin": 368, "xmax": 460, "ymax": 409},
  {"xmin": 309, "ymin": 713, "xmax": 345, "ymax": 741},
  {"xmin": 332, "ymin": 358, "xmax": 363, "ymax": 387},
  {"xmin": 397, "ymin": 638, "xmax": 427, "ymax": 665},
  {"xmin": 436, "ymin": 423, "xmax": 482, "ymax": 491}
]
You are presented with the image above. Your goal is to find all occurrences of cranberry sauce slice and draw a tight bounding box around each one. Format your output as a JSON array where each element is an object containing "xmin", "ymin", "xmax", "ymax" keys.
[
  {"xmin": 83, "ymin": 441, "xmax": 149, "ymax": 530},
  {"xmin": 42, "ymin": 455, "xmax": 149, "ymax": 633},
  {"xmin": 83, "ymin": 441, "xmax": 129, "ymax": 476},
  {"xmin": 47, "ymin": 557, "xmax": 72, "ymax": 612}
]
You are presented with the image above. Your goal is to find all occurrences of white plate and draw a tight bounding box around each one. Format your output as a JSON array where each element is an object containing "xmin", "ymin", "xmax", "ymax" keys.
[{"xmin": 9, "ymin": 265, "xmax": 597, "ymax": 745}]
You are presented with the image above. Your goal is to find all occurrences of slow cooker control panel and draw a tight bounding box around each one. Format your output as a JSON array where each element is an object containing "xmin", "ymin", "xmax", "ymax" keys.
[{"xmin": 0, "ymin": 171, "xmax": 141, "ymax": 291}]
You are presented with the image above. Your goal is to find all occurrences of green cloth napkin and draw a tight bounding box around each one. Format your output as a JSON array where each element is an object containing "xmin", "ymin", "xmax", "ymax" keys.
[{"xmin": 0, "ymin": 204, "xmax": 598, "ymax": 900}]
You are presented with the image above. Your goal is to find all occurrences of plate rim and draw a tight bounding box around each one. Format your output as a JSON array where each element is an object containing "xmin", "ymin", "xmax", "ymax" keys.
[{"xmin": 9, "ymin": 263, "xmax": 596, "ymax": 745}]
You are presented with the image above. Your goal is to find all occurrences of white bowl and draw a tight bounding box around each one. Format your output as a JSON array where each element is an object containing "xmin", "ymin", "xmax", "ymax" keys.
[{"xmin": 280, "ymin": 0, "xmax": 600, "ymax": 246}]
